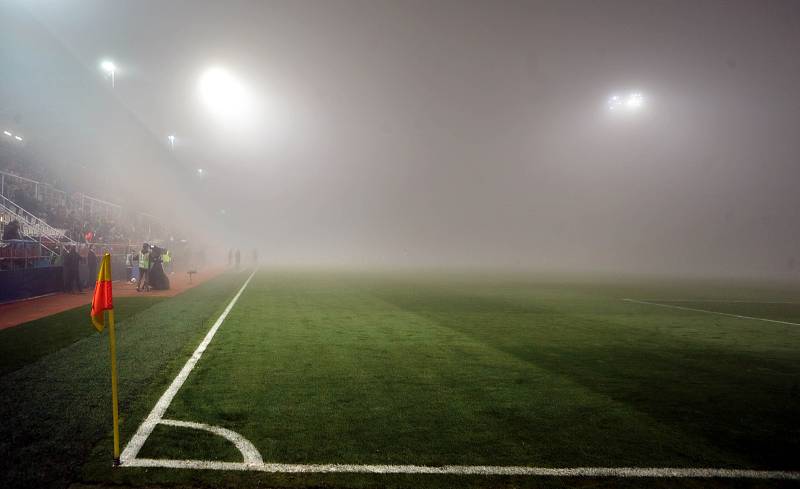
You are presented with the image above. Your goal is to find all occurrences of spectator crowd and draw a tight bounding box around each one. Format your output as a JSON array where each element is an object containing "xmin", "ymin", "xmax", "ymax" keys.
[{"xmin": 2, "ymin": 160, "xmax": 167, "ymax": 245}]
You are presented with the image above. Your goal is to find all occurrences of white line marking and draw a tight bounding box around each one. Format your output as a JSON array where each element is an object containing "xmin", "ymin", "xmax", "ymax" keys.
[
  {"xmin": 120, "ymin": 269, "xmax": 258, "ymax": 464},
  {"xmin": 122, "ymin": 459, "xmax": 800, "ymax": 479},
  {"xmin": 622, "ymin": 298, "xmax": 800, "ymax": 326},
  {"xmin": 160, "ymin": 419, "xmax": 263, "ymax": 465},
  {"xmin": 633, "ymin": 299, "xmax": 800, "ymax": 305}
]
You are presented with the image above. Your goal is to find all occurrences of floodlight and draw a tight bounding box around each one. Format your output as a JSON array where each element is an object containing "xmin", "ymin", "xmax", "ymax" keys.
[
  {"xmin": 197, "ymin": 168, "xmax": 204, "ymax": 174},
  {"xmin": 198, "ymin": 67, "xmax": 250, "ymax": 120},
  {"xmin": 607, "ymin": 91, "xmax": 645, "ymax": 113},
  {"xmin": 101, "ymin": 60, "xmax": 116, "ymax": 73},
  {"xmin": 14, "ymin": 135, "xmax": 23, "ymax": 141},
  {"xmin": 3, "ymin": 130, "xmax": 11, "ymax": 137},
  {"xmin": 626, "ymin": 93, "xmax": 644, "ymax": 109},
  {"xmin": 100, "ymin": 60, "xmax": 117, "ymax": 87}
]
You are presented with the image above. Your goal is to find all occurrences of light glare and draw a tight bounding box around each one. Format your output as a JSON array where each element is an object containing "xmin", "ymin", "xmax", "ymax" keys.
[
  {"xmin": 608, "ymin": 91, "xmax": 645, "ymax": 113},
  {"xmin": 101, "ymin": 60, "xmax": 116, "ymax": 73},
  {"xmin": 3, "ymin": 131, "xmax": 11, "ymax": 137},
  {"xmin": 198, "ymin": 67, "xmax": 250, "ymax": 120},
  {"xmin": 626, "ymin": 93, "xmax": 644, "ymax": 109}
]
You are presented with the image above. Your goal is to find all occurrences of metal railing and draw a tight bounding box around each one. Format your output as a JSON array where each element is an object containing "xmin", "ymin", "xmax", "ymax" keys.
[
  {"xmin": 0, "ymin": 240, "xmax": 56, "ymax": 271},
  {"xmin": 0, "ymin": 170, "xmax": 165, "ymax": 234},
  {"xmin": 78, "ymin": 192, "xmax": 123, "ymax": 219},
  {"xmin": 0, "ymin": 193, "xmax": 76, "ymax": 254},
  {"xmin": 0, "ymin": 170, "xmax": 68, "ymax": 208}
]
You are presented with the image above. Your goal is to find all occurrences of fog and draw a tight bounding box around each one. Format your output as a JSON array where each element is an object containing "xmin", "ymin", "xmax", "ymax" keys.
[{"xmin": 3, "ymin": 0, "xmax": 800, "ymax": 278}]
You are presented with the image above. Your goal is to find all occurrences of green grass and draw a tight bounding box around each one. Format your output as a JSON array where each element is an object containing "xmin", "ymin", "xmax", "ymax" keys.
[
  {"xmin": 0, "ymin": 296, "xmax": 165, "ymax": 376},
  {"xmin": 3, "ymin": 271, "xmax": 800, "ymax": 489},
  {"xmin": 87, "ymin": 272, "xmax": 800, "ymax": 489},
  {"xmin": 0, "ymin": 272, "xmax": 248, "ymax": 489}
]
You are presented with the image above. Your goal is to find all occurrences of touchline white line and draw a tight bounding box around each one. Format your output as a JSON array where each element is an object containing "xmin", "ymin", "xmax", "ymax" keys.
[
  {"xmin": 119, "ymin": 269, "xmax": 258, "ymax": 464},
  {"xmin": 122, "ymin": 459, "xmax": 800, "ymax": 479},
  {"xmin": 622, "ymin": 298, "xmax": 800, "ymax": 326}
]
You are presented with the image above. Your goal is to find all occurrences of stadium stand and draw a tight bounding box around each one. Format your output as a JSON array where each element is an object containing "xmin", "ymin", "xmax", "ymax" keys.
[{"xmin": 1, "ymin": 157, "xmax": 176, "ymax": 303}]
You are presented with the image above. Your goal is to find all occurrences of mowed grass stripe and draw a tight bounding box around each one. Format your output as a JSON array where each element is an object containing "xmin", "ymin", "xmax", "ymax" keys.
[
  {"xmin": 376, "ymin": 281, "xmax": 800, "ymax": 470},
  {"xmin": 0, "ymin": 296, "xmax": 165, "ymax": 376},
  {"xmin": 148, "ymin": 272, "xmax": 741, "ymax": 469}
]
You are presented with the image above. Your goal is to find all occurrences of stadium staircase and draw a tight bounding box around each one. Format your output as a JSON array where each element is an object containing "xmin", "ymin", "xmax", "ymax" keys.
[{"xmin": 0, "ymin": 193, "xmax": 76, "ymax": 254}]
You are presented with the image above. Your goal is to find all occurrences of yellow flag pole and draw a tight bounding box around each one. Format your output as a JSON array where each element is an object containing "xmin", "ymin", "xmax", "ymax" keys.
[{"xmin": 108, "ymin": 308, "xmax": 121, "ymax": 465}]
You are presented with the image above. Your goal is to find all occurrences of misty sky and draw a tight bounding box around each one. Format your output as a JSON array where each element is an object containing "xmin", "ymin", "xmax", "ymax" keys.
[{"xmin": 2, "ymin": 0, "xmax": 800, "ymax": 277}]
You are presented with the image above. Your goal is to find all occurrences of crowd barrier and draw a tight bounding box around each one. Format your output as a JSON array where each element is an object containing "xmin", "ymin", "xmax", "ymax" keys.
[
  {"xmin": 0, "ymin": 266, "xmax": 63, "ymax": 303},
  {"xmin": 1, "ymin": 242, "xmax": 133, "ymax": 303}
]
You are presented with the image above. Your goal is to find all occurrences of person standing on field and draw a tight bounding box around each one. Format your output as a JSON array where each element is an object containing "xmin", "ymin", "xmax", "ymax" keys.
[
  {"xmin": 125, "ymin": 247, "xmax": 134, "ymax": 281},
  {"xmin": 137, "ymin": 243, "xmax": 151, "ymax": 292}
]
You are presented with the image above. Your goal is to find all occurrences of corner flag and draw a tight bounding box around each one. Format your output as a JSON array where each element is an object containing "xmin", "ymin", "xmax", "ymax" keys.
[
  {"xmin": 91, "ymin": 253, "xmax": 114, "ymax": 332},
  {"xmin": 90, "ymin": 252, "xmax": 121, "ymax": 464}
]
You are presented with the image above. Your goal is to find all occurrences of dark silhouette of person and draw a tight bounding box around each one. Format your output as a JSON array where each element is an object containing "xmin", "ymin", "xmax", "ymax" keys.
[
  {"xmin": 147, "ymin": 245, "xmax": 170, "ymax": 290},
  {"xmin": 2, "ymin": 219, "xmax": 21, "ymax": 240},
  {"xmin": 64, "ymin": 246, "xmax": 82, "ymax": 293},
  {"xmin": 87, "ymin": 245, "xmax": 98, "ymax": 285}
]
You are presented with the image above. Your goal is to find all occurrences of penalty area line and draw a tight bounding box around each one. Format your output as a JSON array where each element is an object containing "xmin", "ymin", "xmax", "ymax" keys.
[
  {"xmin": 622, "ymin": 298, "xmax": 800, "ymax": 326},
  {"xmin": 120, "ymin": 269, "xmax": 258, "ymax": 464},
  {"xmin": 122, "ymin": 459, "xmax": 800, "ymax": 479}
]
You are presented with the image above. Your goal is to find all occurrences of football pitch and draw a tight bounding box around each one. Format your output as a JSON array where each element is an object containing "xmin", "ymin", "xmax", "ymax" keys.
[
  {"xmin": 4, "ymin": 269, "xmax": 800, "ymax": 488},
  {"xmin": 110, "ymin": 269, "xmax": 800, "ymax": 487}
]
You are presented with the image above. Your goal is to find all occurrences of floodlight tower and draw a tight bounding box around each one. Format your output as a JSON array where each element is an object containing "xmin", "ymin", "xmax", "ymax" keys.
[
  {"xmin": 101, "ymin": 60, "xmax": 117, "ymax": 88},
  {"xmin": 168, "ymin": 134, "xmax": 176, "ymax": 150}
]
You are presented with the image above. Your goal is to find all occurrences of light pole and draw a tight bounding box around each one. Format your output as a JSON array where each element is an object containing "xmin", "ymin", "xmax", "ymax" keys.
[{"xmin": 101, "ymin": 60, "xmax": 117, "ymax": 88}]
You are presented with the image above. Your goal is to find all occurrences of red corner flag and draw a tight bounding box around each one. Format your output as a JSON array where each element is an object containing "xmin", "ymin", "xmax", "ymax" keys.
[
  {"xmin": 90, "ymin": 252, "xmax": 122, "ymax": 463},
  {"xmin": 91, "ymin": 253, "xmax": 114, "ymax": 332}
]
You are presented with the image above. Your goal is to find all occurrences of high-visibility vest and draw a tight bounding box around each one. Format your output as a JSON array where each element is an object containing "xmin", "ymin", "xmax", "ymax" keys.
[
  {"xmin": 139, "ymin": 251, "xmax": 150, "ymax": 269},
  {"xmin": 163, "ymin": 251, "xmax": 171, "ymax": 264}
]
